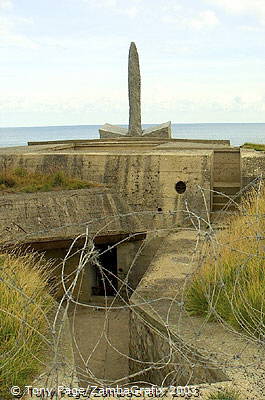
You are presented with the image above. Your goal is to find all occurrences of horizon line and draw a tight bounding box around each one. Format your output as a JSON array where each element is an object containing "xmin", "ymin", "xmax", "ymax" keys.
[{"xmin": 1, "ymin": 121, "xmax": 265, "ymax": 129}]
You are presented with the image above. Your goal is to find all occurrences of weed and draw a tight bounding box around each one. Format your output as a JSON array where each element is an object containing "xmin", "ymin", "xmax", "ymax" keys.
[
  {"xmin": 206, "ymin": 388, "xmax": 241, "ymax": 400},
  {"xmin": 14, "ymin": 167, "xmax": 27, "ymax": 177},
  {"xmin": 0, "ymin": 176, "xmax": 16, "ymax": 187},
  {"xmin": 50, "ymin": 171, "xmax": 66, "ymax": 187},
  {"xmin": 0, "ymin": 169, "xmax": 103, "ymax": 194}
]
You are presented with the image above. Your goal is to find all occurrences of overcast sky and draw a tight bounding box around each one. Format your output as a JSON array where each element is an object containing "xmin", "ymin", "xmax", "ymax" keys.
[{"xmin": 1, "ymin": 0, "xmax": 265, "ymax": 127}]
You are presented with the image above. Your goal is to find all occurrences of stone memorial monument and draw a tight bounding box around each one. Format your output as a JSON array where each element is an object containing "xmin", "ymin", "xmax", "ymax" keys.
[{"xmin": 99, "ymin": 42, "xmax": 171, "ymax": 139}]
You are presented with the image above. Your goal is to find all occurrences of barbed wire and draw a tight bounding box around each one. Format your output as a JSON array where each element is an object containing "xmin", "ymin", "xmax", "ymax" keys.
[{"xmin": 1, "ymin": 178, "xmax": 265, "ymax": 399}]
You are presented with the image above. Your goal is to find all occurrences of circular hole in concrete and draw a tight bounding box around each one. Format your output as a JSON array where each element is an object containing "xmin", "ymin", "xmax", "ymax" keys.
[
  {"xmin": 157, "ymin": 207, "xmax": 163, "ymax": 212},
  {"xmin": 175, "ymin": 181, "xmax": 186, "ymax": 194}
]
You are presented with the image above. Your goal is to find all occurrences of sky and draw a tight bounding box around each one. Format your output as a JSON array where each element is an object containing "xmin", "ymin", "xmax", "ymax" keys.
[{"xmin": 1, "ymin": 0, "xmax": 265, "ymax": 127}]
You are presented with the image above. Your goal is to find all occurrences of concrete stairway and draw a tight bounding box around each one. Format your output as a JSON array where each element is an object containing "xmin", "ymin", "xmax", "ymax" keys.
[
  {"xmin": 212, "ymin": 148, "xmax": 241, "ymax": 213},
  {"xmin": 212, "ymin": 182, "xmax": 241, "ymax": 212}
]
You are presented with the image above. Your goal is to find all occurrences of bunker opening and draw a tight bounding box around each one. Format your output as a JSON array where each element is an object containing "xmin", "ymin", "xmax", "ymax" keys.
[
  {"xmin": 91, "ymin": 244, "xmax": 118, "ymax": 296},
  {"xmin": 175, "ymin": 180, "xmax": 187, "ymax": 194}
]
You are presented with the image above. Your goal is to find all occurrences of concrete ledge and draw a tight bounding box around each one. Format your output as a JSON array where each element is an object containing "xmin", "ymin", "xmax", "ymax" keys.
[{"xmin": 25, "ymin": 137, "xmax": 230, "ymax": 147}]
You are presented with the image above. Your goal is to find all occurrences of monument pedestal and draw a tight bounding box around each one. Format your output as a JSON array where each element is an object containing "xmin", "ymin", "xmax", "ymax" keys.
[{"xmin": 99, "ymin": 121, "xmax": 172, "ymax": 139}]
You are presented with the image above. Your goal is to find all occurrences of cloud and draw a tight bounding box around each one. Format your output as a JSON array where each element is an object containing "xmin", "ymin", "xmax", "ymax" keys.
[
  {"xmin": 208, "ymin": 0, "xmax": 265, "ymax": 24},
  {"xmin": 0, "ymin": 16, "xmax": 38, "ymax": 49},
  {"xmin": 82, "ymin": 0, "xmax": 141, "ymax": 18},
  {"xmin": 190, "ymin": 10, "xmax": 219, "ymax": 29},
  {"xmin": 0, "ymin": 0, "xmax": 12, "ymax": 9},
  {"xmin": 162, "ymin": 9, "xmax": 219, "ymax": 30}
]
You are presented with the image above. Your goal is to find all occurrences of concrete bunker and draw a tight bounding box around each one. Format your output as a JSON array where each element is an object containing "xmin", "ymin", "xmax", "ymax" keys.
[{"xmin": 0, "ymin": 138, "xmax": 252, "ymax": 391}]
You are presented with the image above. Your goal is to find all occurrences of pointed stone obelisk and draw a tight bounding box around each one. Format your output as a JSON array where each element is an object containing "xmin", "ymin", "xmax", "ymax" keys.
[
  {"xmin": 128, "ymin": 42, "xmax": 142, "ymax": 136},
  {"xmin": 99, "ymin": 42, "xmax": 171, "ymax": 139}
]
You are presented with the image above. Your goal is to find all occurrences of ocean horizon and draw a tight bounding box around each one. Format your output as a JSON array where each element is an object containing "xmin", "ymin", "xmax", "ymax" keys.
[{"xmin": 0, "ymin": 122, "xmax": 264, "ymax": 148}]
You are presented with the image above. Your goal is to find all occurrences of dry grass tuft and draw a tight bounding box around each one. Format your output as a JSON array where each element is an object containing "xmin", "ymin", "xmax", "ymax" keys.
[
  {"xmin": 0, "ymin": 168, "xmax": 104, "ymax": 194},
  {"xmin": 206, "ymin": 388, "xmax": 241, "ymax": 400},
  {"xmin": 0, "ymin": 251, "xmax": 55, "ymax": 398},
  {"xmin": 186, "ymin": 182, "xmax": 265, "ymax": 339}
]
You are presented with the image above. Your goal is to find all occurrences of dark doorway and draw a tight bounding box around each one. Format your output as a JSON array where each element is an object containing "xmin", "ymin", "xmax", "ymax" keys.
[{"xmin": 92, "ymin": 244, "xmax": 118, "ymax": 296}]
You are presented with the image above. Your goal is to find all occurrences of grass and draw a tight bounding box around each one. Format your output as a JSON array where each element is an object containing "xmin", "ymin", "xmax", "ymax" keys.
[
  {"xmin": 206, "ymin": 388, "xmax": 241, "ymax": 400},
  {"xmin": 0, "ymin": 167, "xmax": 104, "ymax": 193},
  {"xmin": 242, "ymin": 142, "xmax": 265, "ymax": 151},
  {"xmin": 186, "ymin": 182, "xmax": 265, "ymax": 339},
  {"xmin": 0, "ymin": 251, "xmax": 55, "ymax": 398}
]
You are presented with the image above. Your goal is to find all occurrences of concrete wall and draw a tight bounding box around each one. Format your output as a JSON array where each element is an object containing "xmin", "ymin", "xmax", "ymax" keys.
[
  {"xmin": 44, "ymin": 237, "xmax": 156, "ymax": 303},
  {"xmin": 44, "ymin": 248, "xmax": 94, "ymax": 303},
  {"xmin": 129, "ymin": 307, "xmax": 226, "ymax": 386},
  {"xmin": 0, "ymin": 150, "xmax": 213, "ymax": 227},
  {"xmin": 241, "ymin": 149, "xmax": 265, "ymax": 189},
  {"xmin": 117, "ymin": 234, "xmax": 164, "ymax": 297},
  {"xmin": 213, "ymin": 149, "xmax": 240, "ymax": 183}
]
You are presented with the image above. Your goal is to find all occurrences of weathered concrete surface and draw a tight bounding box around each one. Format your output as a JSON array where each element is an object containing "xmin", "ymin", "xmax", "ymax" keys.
[
  {"xmin": 68, "ymin": 304, "xmax": 129, "ymax": 386},
  {"xmin": 99, "ymin": 122, "xmax": 172, "ymax": 139},
  {"xmin": 99, "ymin": 124, "xmax": 129, "ymax": 139},
  {"xmin": 129, "ymin": 230, "xmax": 265, "ymax": 399},
  {"xmin": 43, "ymin": 247, "xmax": 96, "ymax": 302},
  {"xmin": 142, "ymin": 121, "xmax": 172, "ymax": 138},
  {"xmin": 129, "ymin": 231, "xmax": 227, "ymax": 386},
  {"xmin": 117, "ymin": 232, "xmax": 166, "ymax": 298},
  {"xmin": 0, "ymin": 148, "xmax": 214, "ymax": 230},
  {"xmin": 213, "ymin": 148, "xmax": 240, "ymax": 184},
  {"xmin": 0, "ymin": 188, "xmax": 144, "ymax": 246},
  {"xmin": 241, "ymin": 148, "xmax": 265, "ymax": 189},
  {"xmin": 26, "ymin": 138, "xmax": 230, "ymax": 147}
]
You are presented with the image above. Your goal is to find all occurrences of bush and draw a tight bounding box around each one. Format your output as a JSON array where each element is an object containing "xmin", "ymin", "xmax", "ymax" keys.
[
  {"xmin": 186, "ymin": 183, "xmax": 265, "ymax": 339},
  {"xmin": 0, "ymin": 252, "xmax": 55, "ymax": 398}
]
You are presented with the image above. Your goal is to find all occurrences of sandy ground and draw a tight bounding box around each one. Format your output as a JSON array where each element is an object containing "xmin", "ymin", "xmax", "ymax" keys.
[{"xmin": 68, "ymin": 301, "xmax": 130, "ymax": 388}]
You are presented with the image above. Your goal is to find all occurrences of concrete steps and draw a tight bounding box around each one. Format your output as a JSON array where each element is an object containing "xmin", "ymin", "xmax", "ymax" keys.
[{"xmin": 212, "ymin": 182, "xmax": 241, "ymax": 212}]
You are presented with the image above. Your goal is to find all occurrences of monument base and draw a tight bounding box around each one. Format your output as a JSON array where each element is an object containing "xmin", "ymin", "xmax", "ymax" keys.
[{"xmin": 99, "ymin": 121, "xmax": 172, "ymax": 139}]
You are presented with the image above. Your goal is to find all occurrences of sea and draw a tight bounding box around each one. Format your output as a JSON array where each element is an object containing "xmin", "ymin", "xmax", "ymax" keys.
[{"xmin": 0, "ymin": 123, "xmax": 264, "ymax": 148}]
